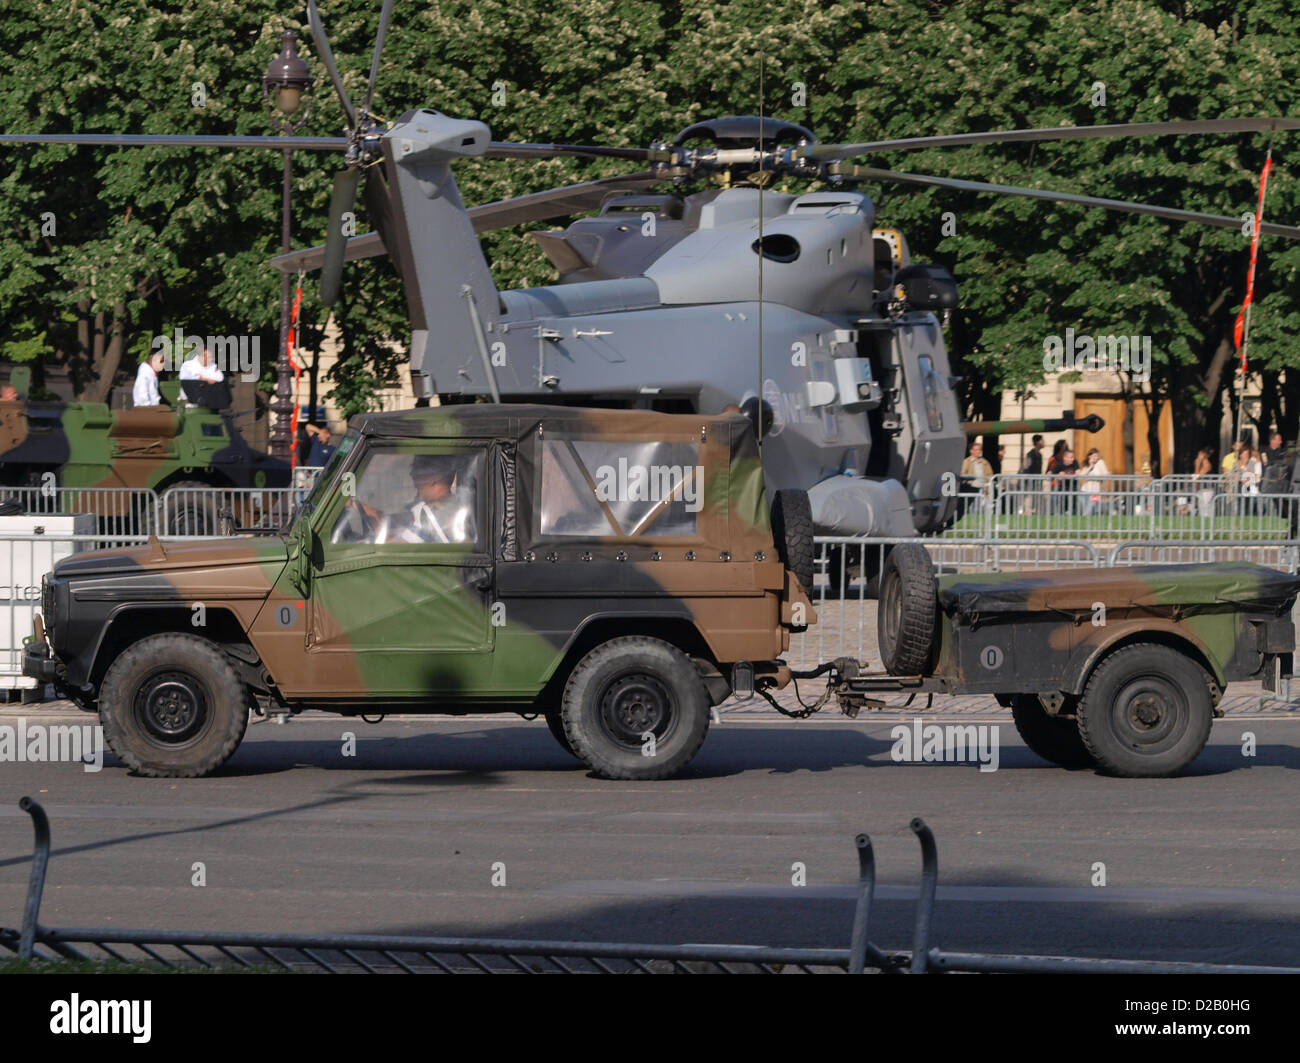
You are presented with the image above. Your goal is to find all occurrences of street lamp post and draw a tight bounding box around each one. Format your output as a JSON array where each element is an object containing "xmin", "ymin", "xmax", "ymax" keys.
[{"xmin": 262, "ymin": 30, "xmax": 313, "ymax": 463}]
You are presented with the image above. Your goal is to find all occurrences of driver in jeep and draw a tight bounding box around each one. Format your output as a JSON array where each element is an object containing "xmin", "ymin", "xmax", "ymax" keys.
[{"xmin": 373, "ymin": 454, "xmax": 476, "ymax": 544}]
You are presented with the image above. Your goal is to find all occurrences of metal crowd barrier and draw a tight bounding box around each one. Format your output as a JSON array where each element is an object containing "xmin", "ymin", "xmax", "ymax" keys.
[
  {"xmin": 0, "ymin": 473, "xmax": 327, "ymax": 540},
  {"xmin": 6, "ymin": 798, "xmax": 1295, "ymax": 974},
  {"xmin": 950, "ymin": 473, "xmax": 1300, "ymax": 541}
]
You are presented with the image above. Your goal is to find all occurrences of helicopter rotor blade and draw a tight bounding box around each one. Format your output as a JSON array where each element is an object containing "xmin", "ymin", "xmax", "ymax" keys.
[
  {"xmin": 321, "ymin": 168, "xmax": 363, "ymax": 306},
  {"xmin": 271, "ymin": 230, "xmax": 385, "ymax": 274},
  {"xmin": 363, "ymin": 0, "xmax": 395, "ymax": 115},
  {"xmin": 307, "ymin": 0, "xmax": 357, "ymax": 129},
  {"xmin": 840, "ymin": 165, "xmax": 1300, "ymax": 240},
  {"xmin": 485, "ymin": 142, "xmax": 650, "ymax": 161},
  {"xmin": 269, "ymin": 171, "xmax": 664, "ymax": 273},
  {"xmin": 0, "ymin": 133, "xmax": 348, "ymax": 150},
  {"xmin": 807, "ymin": 117, "xmax": 1300, "ymax": 162},
  {"xmin": 467, "ymin": 171, "xmax": 662, "ymax": 232}
]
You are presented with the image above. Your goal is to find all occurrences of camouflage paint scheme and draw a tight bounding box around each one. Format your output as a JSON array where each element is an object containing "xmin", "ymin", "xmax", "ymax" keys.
[
  {"xmin": 927, "ymin": 563, "xmax": 1300, "ymax": 698},
  {"xmin": 0, "ymin": 378, "xmax": 288, "ymax": 495},
  {"xmin": 31, "ymin": 405, "xmax": 815, "ymax": 713}
]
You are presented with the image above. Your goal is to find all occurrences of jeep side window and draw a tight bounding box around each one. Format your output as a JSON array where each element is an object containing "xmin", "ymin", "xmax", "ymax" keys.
[
  {"xmin": 538, "ymin": 438, "xmax": 702, "ymax": 538},
  {"xmin": 329, "ymin": 448, "xmax": 484, "ymax": 547}
]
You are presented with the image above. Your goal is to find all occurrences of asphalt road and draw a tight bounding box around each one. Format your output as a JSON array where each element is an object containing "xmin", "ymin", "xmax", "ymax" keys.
[{"xmin": 1, "ymin": 709, "xmax": 1298, "ymax": 967}]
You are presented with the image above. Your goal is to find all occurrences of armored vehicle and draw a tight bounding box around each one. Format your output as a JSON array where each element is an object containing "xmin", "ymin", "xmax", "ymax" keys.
[
  {"xmin": 25, "ymin": 405, "xmax": 816, "ymax": 779},
  {"xmin": 0, "ymin": 368, "xmax": 290, "ymax": 532}
]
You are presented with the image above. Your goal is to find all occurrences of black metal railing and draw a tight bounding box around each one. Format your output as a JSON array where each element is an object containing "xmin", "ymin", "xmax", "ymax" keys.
[{"xmin": 4, "ymin": 798, "xmax": 1296, "ymax": 974}]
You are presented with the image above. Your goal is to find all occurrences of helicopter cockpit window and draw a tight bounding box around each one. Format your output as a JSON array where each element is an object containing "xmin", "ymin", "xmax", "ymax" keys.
[
  {"xmin": 538, "ymin": 439, "xmax": 703, "ymax": 538},
  {"xmin": 918, "ymin": 355, "xmax": 945, "ymax": 433}
]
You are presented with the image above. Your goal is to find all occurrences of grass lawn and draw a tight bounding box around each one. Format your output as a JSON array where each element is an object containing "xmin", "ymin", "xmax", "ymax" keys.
[{"xmin": 946, "ymin": 513, "xmax": 1292, "ymax": 539}]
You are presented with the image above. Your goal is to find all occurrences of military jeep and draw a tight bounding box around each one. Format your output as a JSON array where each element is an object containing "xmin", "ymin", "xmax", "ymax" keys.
[{"xmin": 25, "ymin": 405, "xmax": 815, "ymax": 779}]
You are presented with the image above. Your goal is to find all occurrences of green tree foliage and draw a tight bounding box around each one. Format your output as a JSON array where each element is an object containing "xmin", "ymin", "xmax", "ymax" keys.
[{"xmin": 0, "ymin": 0, "xmax": 1297, "ymax": 467}]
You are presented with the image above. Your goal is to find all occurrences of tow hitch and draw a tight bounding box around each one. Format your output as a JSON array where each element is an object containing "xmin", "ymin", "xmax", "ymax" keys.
[{"xmin": 756, "ymin": 658, "xmax": 934, "ymax": 718}]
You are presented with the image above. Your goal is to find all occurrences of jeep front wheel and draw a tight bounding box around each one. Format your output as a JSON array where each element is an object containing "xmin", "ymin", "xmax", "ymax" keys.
[
  {"xmin": 561, "ymin": 637, "xmax": 710, "ymax": 780},
  {"xmin": 99, "ymin": 633, "xmax": 249, "ymax": 777}
]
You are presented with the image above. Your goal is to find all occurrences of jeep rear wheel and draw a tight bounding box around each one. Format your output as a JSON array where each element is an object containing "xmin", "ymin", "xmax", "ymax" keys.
[
  {"xmin": 99, "ymin": 633, "xmax": 249, "ymax": 777},
  {"xmin": 561, "ymin": 637, "xmax": 710, "ymax": 780}
]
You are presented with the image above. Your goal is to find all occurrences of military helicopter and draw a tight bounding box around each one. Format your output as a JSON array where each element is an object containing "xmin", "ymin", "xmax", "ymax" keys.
[{"xmin": 6, "ymin": 0, "xmax": 1300, "ymax": 549}]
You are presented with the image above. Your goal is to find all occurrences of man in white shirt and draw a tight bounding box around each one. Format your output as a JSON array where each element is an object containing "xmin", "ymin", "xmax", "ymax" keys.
[
  {"xmin": 132, "ymin": 352, "xmax": 167, "ymax": 407},
  {"xmin": 179, "ymin": 347, "xmax": 224, "ymax": 384},
  {"xmin": 179, "ymin": 347, "xmax": 231, "ymax": 408}
]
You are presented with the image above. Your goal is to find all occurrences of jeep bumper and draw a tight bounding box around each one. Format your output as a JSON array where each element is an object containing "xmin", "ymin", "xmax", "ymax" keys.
[{"xmin": 23, "ymin": 640, "xmax": 60, "ymax": 683}]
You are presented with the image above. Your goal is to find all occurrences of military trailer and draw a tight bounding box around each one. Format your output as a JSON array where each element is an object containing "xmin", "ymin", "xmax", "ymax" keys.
[
  {"xmin": 25, "ymin": 405, "xmax": 816, "ymax": 779},
  {"xmin": 839, "ymin": 547, "xmax": 1300, "ymax": 777},
  {"xmin": 0, "ymin": 369, "xmax": 289, "ymax": 533}
]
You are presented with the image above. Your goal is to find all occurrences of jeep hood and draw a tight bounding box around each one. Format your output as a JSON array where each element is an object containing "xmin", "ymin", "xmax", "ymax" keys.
[{"xmin": 53, "ymin": 536, "xmax": 290, "ymax": 601}]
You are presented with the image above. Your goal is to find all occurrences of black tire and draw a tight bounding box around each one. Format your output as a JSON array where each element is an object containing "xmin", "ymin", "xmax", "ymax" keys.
[
  {"xmin": 771, "ymin": 489, "xmax": 815, "ymax": 596},
  {"xmin": 99, "ymin": 633, "xmax": 249, "ymax": 777},
  {"xmin": 561, "ymin": 636, "xmax": 710, "ymax": 780},
  {"xmin": 877, "ymin": 544, "xmax": 939, "ymax": 675},
  {"xmin": 1076, "ymin": 643, "xmax": 1214, "ymax": 777},
  {"xmin": 1010, "ymin": 695, "xmax": 1095, "ymax": 768},
  {"xmin": 164, "ymin": 480, "xmax": 219, "ymax": 536},
  {"xmin": 544, "ymin": 713, "xmax": 578, "ymax": 758}
]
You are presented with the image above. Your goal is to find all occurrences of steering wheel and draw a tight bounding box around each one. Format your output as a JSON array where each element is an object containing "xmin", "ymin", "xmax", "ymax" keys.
[{"xmin": 330, "ymin": 498, "xmax": 378, "ymax": 543}]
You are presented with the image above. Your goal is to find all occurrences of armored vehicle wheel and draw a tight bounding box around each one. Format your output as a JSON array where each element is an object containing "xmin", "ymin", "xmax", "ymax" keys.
[
  {"xmin": 1076, "ymin": 643, "xmax": 1214, "ymax": 777},
  {"xmin": 99, "ymin": 633, "xmax": 249, "ymax": 777},
  {"xmin": 164, "ymin": 480, "xmax": 219, "ymax": 536},
  {"xmin": 877, "ymin": 544, "xmax": 939, "ymax": 675},
  {"xmin": 825, "ymin": 543, "xmax": 884, "ymax": 599},
  {"xmin": 1010, "ymin": 695, "xmax": 1094, "ymax": 768},
  {"xmin": 561, "ymin": 636, "xmax": 710, "ymax": 780},
  {"xmin": 771, "ymin": 489, "xmax": 814, "ymax": 596},
  {"xmin": 544, "ymin": 712, "xmax": 578, "ymax": 758}
]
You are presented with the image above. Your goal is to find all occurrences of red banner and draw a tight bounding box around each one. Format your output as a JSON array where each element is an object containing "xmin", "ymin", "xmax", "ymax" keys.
[
  {"xmin": 287, "ymin": 281, "xmax": 304, "ymax": 470},
  {"xmin": 1234, "ymin": 155, "xmax": 1274, "ymax": 370}
]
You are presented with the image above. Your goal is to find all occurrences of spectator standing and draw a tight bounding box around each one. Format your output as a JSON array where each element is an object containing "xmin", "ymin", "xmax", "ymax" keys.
[
  {"xmin": 1262, "ymin": 432, "xmax": 1289, "ymax": 498},
  {"xmin": 1080, "ymin": 448, "xmax": 1110, "ymax": 517},
  {"xmin": 1020, "ymin": 434, "xmax": 1045, "ymax": 515},
  {"xmin": 1194, "ymin": 447, "xmax": 1215, "ymax": 517},
  {"xmin": 1052, "ymin": 448, "xmax": 1079, "ymax": 516},
  {"xmin": 1222, "ymin": 439, "xmax": 1244, "ymax": 474},
  {"xmin": 961, "ymin": 441, "xmax": 993, "ymax": 485},
  {"xmin": 1239, "ymin": 446, "xmax": 1262, "ymax": 501}
]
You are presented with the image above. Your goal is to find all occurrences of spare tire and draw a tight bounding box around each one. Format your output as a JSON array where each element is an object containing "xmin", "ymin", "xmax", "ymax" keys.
[
  {"xmin": 770, "ymin": 488, "xmax": 815, "ymax": 596},
  {"xmin": 877, "ymin": 544, "xmax": 939, "ymax": 675}
]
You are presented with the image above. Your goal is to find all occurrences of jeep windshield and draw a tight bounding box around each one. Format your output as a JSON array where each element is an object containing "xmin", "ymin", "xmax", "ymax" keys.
[{"xmin": 283, "ymin": 430, "xmax": 357, "ymax": 531}]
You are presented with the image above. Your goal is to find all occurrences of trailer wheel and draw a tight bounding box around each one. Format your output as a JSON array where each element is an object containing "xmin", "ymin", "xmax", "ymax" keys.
[
  {"xmin": 99, "ymin": 633, "xmax": 249, "ymax": 777},
  {"xmin": 771, "ymin": 489, "xmax": 815, "ymax": 596},
  {"xmin": 1010, "ymin": 695, "xmax": 1094, "ymax": 768},
  {"xmin": 1076, "ymin": 643, "xmax": 1214, "ymax": 777},
  {"xmin": 544, "ymin": 713, "xmax": 578, "ymax": 759},
  {"xmin": 561, "ymin": 636, "xmax": 710, "ymax": 780},
  {"xmin": 878, "ymin": 544, "xmax": 939, "ymax": 675}
]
